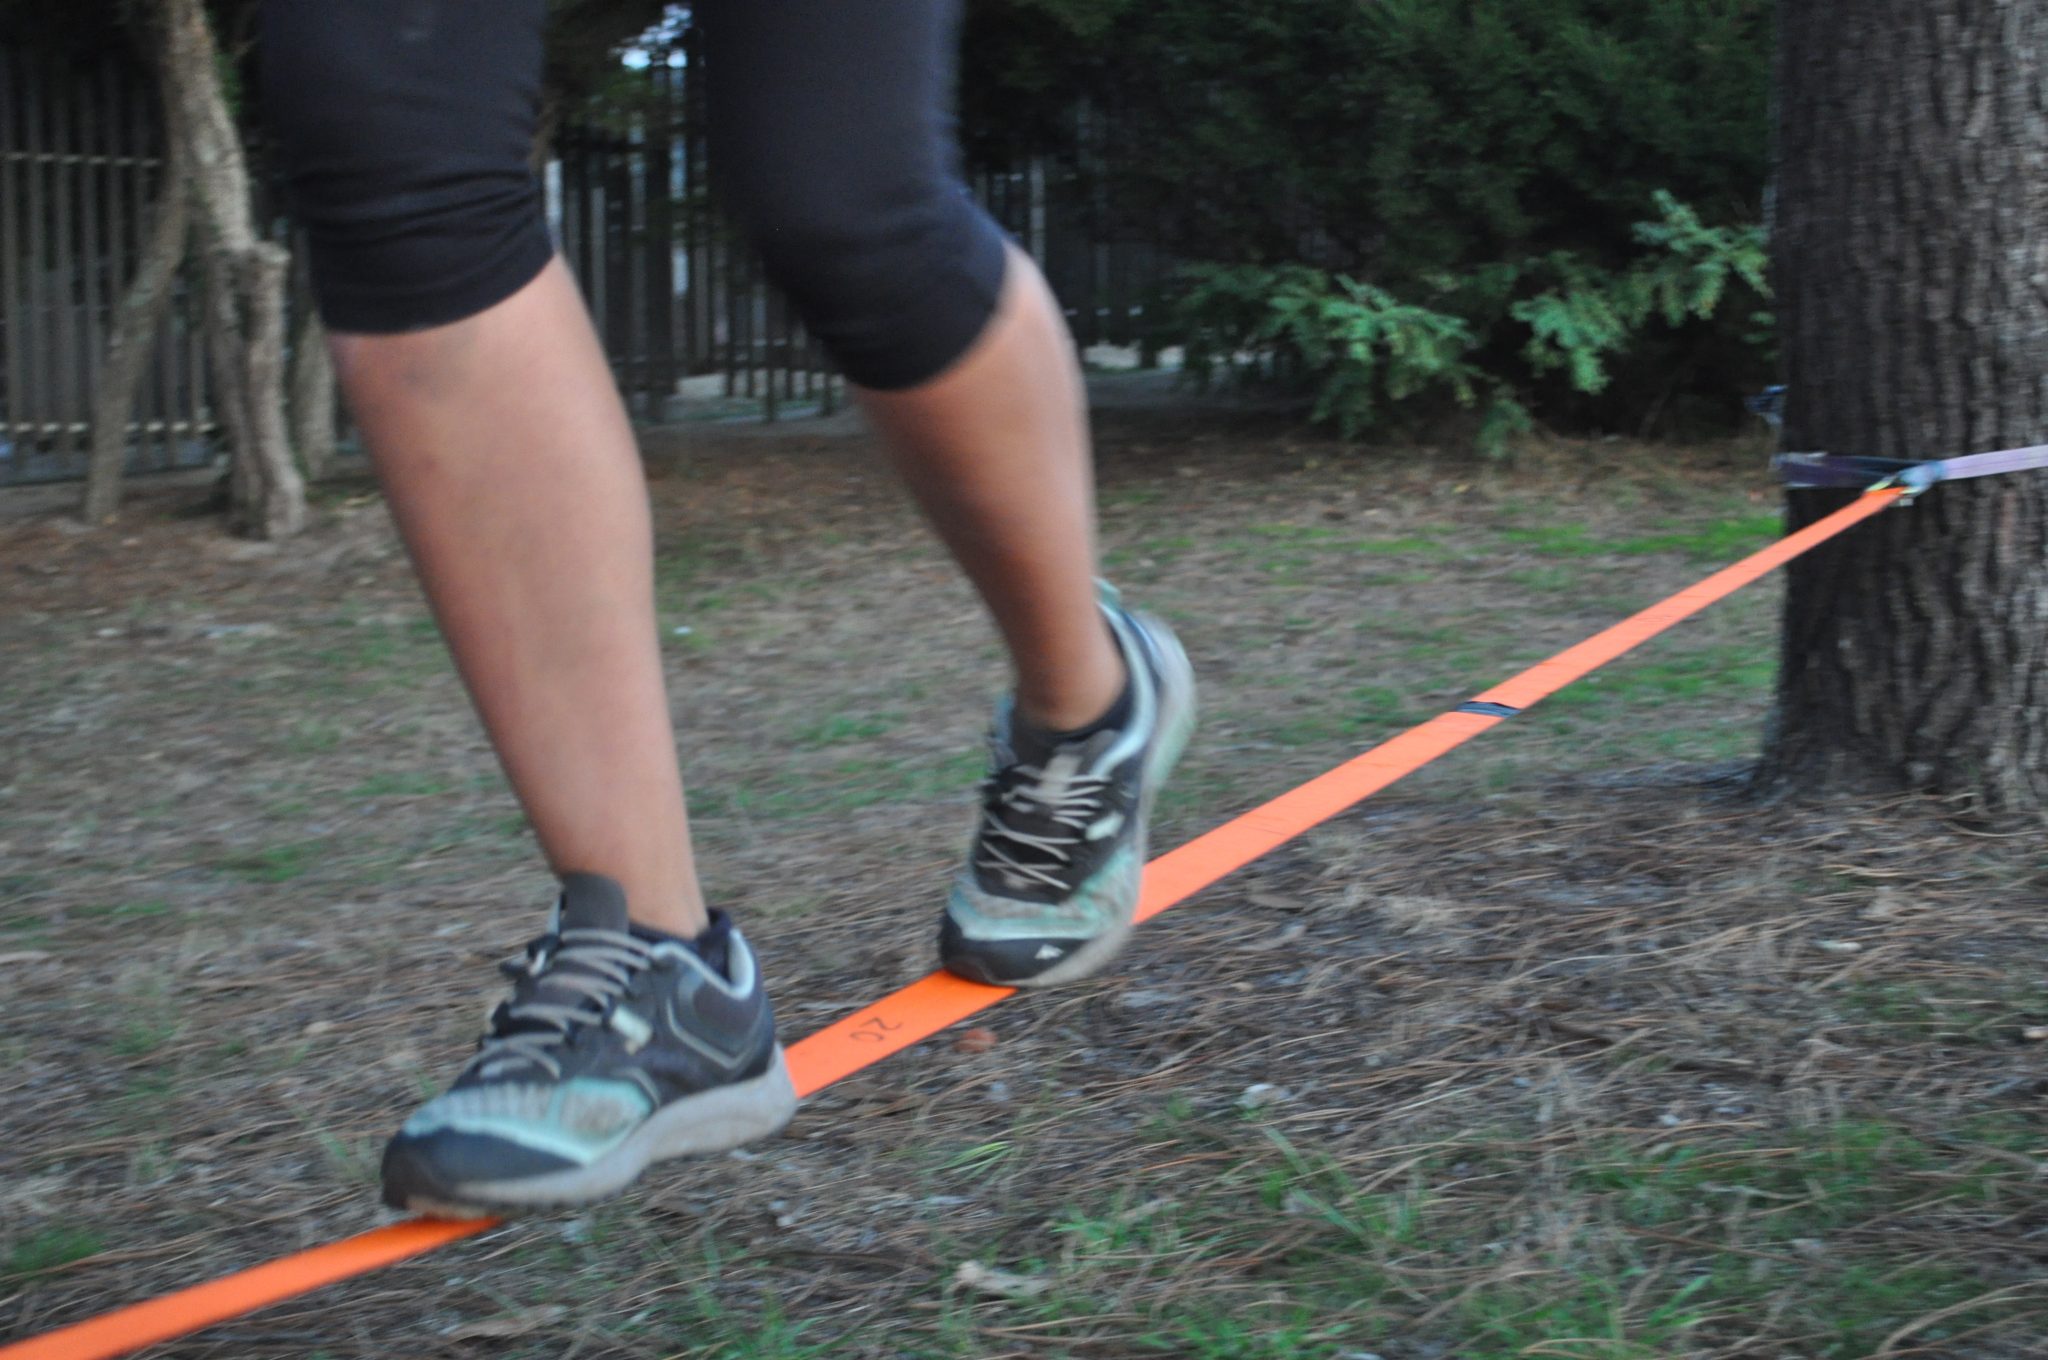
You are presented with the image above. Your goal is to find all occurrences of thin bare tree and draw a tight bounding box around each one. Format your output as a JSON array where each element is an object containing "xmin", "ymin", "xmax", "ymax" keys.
[
  {"xmin": 288, "ymin": 307, "xmax": 336, "ymax": 482},
  {"xmin": 159, "ymin": 0, "xmax": 304, "ymax": 538},
  {"xmin": 81, "ymin": 83, "xmax": 189, "ymax": 525}
]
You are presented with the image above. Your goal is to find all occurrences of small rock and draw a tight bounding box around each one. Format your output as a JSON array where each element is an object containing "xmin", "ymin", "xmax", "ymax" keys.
[
  {"xmin": 302, "ymin": 1020, "xmax": 335, "ymax": 1037},
  {"xmin": 442, "ymin": 1306, "xmax": 567, "ymax": 1340},
  {"xmin": 1112, "ymin": 1198, "xmax": 1176, "ymax": 1225},
  {"xmin": 952, "ymin": 1026, "xmax": 998, "ymax": 1055},
  {"xmin": 1815, "ymin": 939, "xmax": 1862, "ymax": 954},
  {"xmin": 2024, "ymin": 1027, "xmax": 2048, "ymax": 1043},
  {"xmin": 952, "ymin": 1260, "xmax": 1051, "ymax": 1300},
  {"xmin": 1238, "ymin": 1083, "xmax": 1291, "ymax": 1111}
]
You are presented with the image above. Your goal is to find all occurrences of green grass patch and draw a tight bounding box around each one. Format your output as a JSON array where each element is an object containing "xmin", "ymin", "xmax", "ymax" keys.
[
  {"xmin": 692, "ymin": 749, "xmax": 985, "ymax": 822},
  {"xmin": 1241, "ymin": 523, "xmax": 1453, "ymax": 556},
  {"xmin": 1536, "ymin": 645, "xmax": 1775, "ymax": 716},
  {"xmin": 3, "ymin": 1226, "xmax": 104, "ymax": 1281},
  {"xmin": 978, "ymin": 1113, "xmax": 2039, "ymax": 1360},
  {"xmin": 301, "ymin": 618, "xmax": 450, "ymax": 693},
  {"xmin": 498, "ymin": 1225, "xmax": 841, "ymax": 1358},
  {"xmin": 71, "ymin": 899, "xmax": 176, "ymax": 923},
  {"xmin": 282, "ymin": 720, "xmax": 347, "ymax": 755},
  {"xmin": 1499, "ymin": 522, "xmax": 1612, "ymax": 557},
  {"xmin": 1609, "ymin": 513, "xmax": 1783, "ymax": 559},
  {"xmin": 112, "ymin": 1013, "xmax": 180, "ymax": 1059},
  {"xmin": 103, "ymin": 1069, "xmax": 177, "ymax": 1137},
  {"xmin": 1258, "ymin": 685, "xmax": 1422, "ymax": 748},
  {"xmin": 790, "ymin": 712, "xmax": 904, "ymax": 747},
  {"xmin": 1833, "ymin": 980, "xmax": 2048, "ymax": 1046},
  {"xmin": 1501, "ymin": 514, "xmax": 1781, "ymax": 563},
  {"xmin": 1504, "ymin": 564, "xmax": 1585, "ymax": 594},
  {"xmin": 345, "ymin": 771, "xmax": 456, "ymax": 799},
  {"xmin": 211, "ymin": 840, "xmax": 323, "ymax": 884}
]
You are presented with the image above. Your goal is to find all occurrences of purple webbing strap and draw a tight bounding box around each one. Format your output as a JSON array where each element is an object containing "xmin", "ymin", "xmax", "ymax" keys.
[
  {"xmin": 1924, "ymin": 443, "xmax": 2048, "ymax": 485},
  {"xmin": 1775, "ymin": 454, "xmax": 1899, "ymax": 489},
  {"xmin": 1777, "ymin": 443, "xmax": 2048, "ymax": 492}
]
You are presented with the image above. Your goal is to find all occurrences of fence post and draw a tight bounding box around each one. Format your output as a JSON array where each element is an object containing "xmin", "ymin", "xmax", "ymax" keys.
[
  {"xmin": 645, "ymin": 65, "xmax": 676, "ymax": 411},
  {"xmin": 1, "ymin": 53, "xmax": 23, "ymax": 466}
]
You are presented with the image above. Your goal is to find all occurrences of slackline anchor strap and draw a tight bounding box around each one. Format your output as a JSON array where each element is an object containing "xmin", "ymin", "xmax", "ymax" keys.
[{"xmin": 1775, "ymin": 441, "xmax": 2048, "ymax": 497}]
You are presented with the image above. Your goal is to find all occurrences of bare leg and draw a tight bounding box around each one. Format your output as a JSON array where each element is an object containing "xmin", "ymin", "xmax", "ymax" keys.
[
  {"xmin": 330, "ymin": 258, "xmax": 706, "ymax": 937},
  {"xmin": 858, "ymin": 244, "xmax": 1125, "ymax": 732}
]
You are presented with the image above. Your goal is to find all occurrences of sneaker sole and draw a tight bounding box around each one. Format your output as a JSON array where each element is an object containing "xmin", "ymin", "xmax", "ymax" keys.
[
  {"xmin": 390, "ymin": 1046, "xmax": 799, "ymax": 1218},
  {"xmin": 1001, "ymin": 610, "xmax": 1198, "ymax": 990}
]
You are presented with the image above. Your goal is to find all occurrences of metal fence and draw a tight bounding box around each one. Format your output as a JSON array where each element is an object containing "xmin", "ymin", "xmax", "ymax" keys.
[
  {"xmin": 0, "ymin": 40, "xmax": 1176, "ymax": 486},
  {"xmin": 550, "ymin": 38, "xmax": 1174, "ymax": 422},
  {"xmin": 0, "ymin": 49, "xmax": 216, "ymax": 486},
  {"xmin": 551, "ymin": 53, "xmax": 845, "ymax": 421}
]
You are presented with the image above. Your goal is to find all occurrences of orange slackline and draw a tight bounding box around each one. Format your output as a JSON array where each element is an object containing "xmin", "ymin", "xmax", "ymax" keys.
[{"xmin": 0, "ymin": 487, "xmax": 1905, "ymax": 1360}]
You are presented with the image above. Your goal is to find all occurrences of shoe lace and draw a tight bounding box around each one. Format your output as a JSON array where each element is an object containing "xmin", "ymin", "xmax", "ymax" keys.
[
  {"xmin": 471, "ymin": 927, "xmax": 656, "ymax": 1080},
  {"xmin": 975, "ymin": 750, "xmax": 1112, "ymax": 893}
]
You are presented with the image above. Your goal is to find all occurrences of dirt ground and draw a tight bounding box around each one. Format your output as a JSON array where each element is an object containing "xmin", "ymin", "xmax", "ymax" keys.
[{"xmin": 3, "ymin": 409, "xmax": 2044, "ymax": 1359}]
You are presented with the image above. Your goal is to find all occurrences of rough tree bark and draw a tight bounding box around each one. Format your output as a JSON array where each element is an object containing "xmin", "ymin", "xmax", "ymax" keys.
[
  {"xmin": 1761, "ymin": 1, "xmax": 2048, "ymax": 814},
  {"xmin": 201, "ymin": 252, "xmax": 252, "ymax": 508},
  {"xmin": 159, "ymin": 0, "xmax": 305, "ymax": 539},
  {"xmin": 287, "ymin": 307, "xmax": 336, "ymax": 481},
  {"xmin": 82, "ymin": 99, "xmax": 190, "ymax": 525}
]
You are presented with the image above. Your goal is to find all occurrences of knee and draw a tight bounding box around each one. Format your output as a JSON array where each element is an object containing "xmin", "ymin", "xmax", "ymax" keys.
[
  {"xmin": 260, "ymin": 0, "xmax": 552, "ymax": 333},
  {"xmin": 721, "ymin": 160, "xmax": 1010, "ymax": 390}
]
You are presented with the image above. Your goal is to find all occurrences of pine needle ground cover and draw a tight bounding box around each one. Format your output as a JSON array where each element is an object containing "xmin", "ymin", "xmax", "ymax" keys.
[{"xmin": 4, "ymin": 410, "xmax": 2041, "ymax": 1358}]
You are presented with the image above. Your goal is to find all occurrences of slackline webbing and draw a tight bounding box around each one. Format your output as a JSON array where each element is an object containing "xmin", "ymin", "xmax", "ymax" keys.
[{"xmin": 0, "ymin": 486, "xmax": 1907, "ymax": 1360}]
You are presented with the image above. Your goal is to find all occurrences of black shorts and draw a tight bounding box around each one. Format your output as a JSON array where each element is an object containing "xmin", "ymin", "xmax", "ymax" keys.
[{"xmin": 260, "ymin": 0, "xmax": 1010, "ymax": 390}]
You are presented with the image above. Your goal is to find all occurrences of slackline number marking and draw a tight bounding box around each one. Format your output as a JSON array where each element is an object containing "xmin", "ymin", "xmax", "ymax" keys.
[{"xmin": 849, "ymin": 1014, "xmax": 904, "ymax": 1043}]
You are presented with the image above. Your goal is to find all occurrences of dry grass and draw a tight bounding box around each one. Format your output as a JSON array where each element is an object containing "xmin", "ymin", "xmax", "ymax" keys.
[{"xmin": 2, "ymin": 411, "xmax": 2043, "ymax": 1358}]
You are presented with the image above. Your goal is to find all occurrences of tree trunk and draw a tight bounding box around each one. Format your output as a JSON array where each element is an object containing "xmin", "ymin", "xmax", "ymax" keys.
[
  {"xmin": 235, "ymin": 240, "xmax": 303, "ymax": 537},
  {"xmin": 158, "ymin": 0, "xmax": 305, "ymax": 538},
  {"xmin": 288, "ymin": 305, "xmax": 336, "ymax": 482},
  {"xmin": 202, "ymin": 251, "xmax": 252, "ymax": 507},
  {"xmin": 1762, "ymin": 1, "xmax": 2048, "ymax": 813},
  {"xmin": 82, "ymin": 117, "xmax": 190, "ymax": 525}
]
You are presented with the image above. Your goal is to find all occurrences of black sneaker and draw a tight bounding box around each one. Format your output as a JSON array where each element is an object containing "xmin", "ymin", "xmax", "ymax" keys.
[
  {"xmin": 381, "ymin": 874, "xmax": 795, "ymax": 1217},
  {"xmin": 939, "ymin": 583, "xmax": 1196, "ymax": 988}
]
